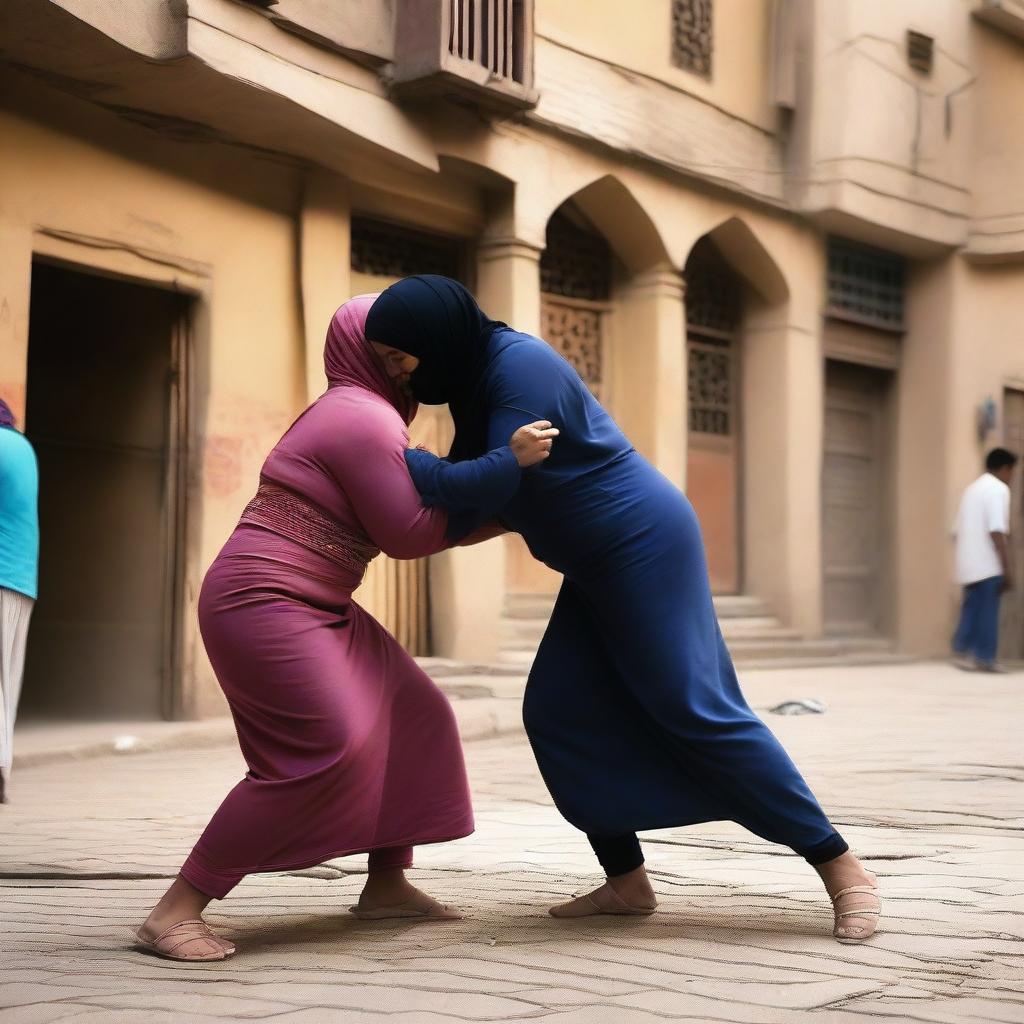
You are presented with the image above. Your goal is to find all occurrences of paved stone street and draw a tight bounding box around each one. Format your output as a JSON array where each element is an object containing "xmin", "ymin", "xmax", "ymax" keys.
[{"xmin": 2, "ymin": 662, "xmax": 1022, "ymax": 1024}]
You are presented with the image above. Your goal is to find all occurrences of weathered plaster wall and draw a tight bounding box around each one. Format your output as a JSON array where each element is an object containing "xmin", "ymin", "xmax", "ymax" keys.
[{"xmin": 0, "ymin": 73, "xmax": 305, "ymax": 717}]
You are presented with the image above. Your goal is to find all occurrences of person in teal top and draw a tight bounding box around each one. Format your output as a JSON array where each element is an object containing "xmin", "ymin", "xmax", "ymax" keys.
[{"xmin": 0, "ymin": 397, "xmax": 39, "ymax": 803}]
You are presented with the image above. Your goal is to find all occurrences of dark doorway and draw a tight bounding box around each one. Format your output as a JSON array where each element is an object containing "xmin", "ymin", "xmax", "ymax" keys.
[{"xmin": 21, "ymin": 261, "xmax": 187, "ymax": 720}]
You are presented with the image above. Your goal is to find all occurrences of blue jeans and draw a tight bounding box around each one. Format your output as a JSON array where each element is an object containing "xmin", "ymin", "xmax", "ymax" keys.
[{"xmin": 953, "ymin": 576, "xmax": 1004, "ymax": 666}]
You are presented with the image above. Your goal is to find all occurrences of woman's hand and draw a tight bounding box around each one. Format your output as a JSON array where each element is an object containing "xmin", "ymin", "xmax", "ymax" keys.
[{"xmin": 510, "ymin": 420, "xmax": 559, "ymax": 468}]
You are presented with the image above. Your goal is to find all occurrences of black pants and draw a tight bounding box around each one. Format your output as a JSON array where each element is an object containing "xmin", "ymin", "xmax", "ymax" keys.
[{"xmin": 588, "ymin": 830, "xmax": 850, "ymax": 877}]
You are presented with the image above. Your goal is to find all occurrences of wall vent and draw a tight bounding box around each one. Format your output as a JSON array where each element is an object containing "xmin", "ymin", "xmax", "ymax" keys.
[{"xmin": 906, "ymin": 29, "xmax": 934, "ymax": 74}]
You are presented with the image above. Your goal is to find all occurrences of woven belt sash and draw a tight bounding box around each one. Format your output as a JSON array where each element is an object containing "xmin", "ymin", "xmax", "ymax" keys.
[{"xmin": 239, "ymin": 481, "xmax": 380, "ymax": 577}]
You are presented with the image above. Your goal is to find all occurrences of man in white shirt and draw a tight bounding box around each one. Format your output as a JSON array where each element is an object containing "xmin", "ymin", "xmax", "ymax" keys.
[{"xmin": 952, "ymin": 447, "xmax": 1018, "ymax": 672}]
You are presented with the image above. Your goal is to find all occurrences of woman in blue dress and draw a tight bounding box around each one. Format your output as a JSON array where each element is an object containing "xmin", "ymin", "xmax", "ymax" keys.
[{"xmin": 365, "ymin": 275, "xmax": 881, "ymax": 943}]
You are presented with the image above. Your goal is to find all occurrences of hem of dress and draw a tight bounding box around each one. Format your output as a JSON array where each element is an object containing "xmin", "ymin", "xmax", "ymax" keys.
[{"xmin": 180, "ymin": 826, "xmax": 475, "ymax": 901}]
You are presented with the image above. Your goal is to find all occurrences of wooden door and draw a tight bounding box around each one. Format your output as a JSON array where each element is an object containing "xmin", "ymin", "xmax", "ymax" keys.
[
  {"xmin": 686, "ymin": 332, "xmax": 739, "ymax": 593},
  {"xmin": 823, "ymin": 361, "xmax": 891, "ymax": 635},
  {"xmin": 1000, "ymin": 388, "xmax": 1024, "ymax": 659},
  {"xmin": 684, "ymin": 236, "xmax": 743, "ymax": 594}
]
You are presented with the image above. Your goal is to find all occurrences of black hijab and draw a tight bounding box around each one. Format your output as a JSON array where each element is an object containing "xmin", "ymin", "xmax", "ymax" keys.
[{"xmin": 365, "ymin": 275, "xmax": 508, "ymax": 461}]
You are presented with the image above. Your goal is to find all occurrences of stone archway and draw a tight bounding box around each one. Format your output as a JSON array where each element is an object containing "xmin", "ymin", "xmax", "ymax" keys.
[
  {"xmin": 505, "ymin": 176, "xmax": 676, "ymax": 596},
  {"xmin": 682, "ymin": 217, "xmax": 791, "ymax": 601}
]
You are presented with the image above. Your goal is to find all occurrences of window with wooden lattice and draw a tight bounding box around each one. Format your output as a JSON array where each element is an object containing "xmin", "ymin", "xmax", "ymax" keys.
[
  {"xmin": 350, "ymin": 217, "xmax": 463, "ymax": 280},
  {"xmin": 540, "ymin": 207, "xmax": 612, "ymax": 397},
  {"xmin": 686, "ymin": 237, "xmax": 741, "ymax": 436},
  {"xmin": 826, "ymin": 237, "xmax": 905, "ymax": 332},
  {"xmin": 672, "ymin": 0, "xmax": 713, "ymax": 78},
  {"xmin": 688, "ymin": 338, "xmax": 733, "ymax": 435}
]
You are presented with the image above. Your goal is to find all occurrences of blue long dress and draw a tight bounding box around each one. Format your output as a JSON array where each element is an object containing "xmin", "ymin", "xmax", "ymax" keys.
[{"xmin": 406, "ymin": 328, "xmax": 848, "ymax": 874}]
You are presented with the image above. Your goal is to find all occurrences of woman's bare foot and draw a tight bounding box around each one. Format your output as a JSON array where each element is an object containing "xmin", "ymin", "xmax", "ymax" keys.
[
  {"xmin": 550, "ymin": 865, "xmax": 658, "ymax": 918},
  {"xmin": 137, "ymin": 875, "xmax": 235, "ymax": 957},
  {"xmin": 814, "ymin": 852, "xmax": 881, "ymax": 942},
  {"xmin": 351, "ymin": 868, "xmax": 462, "ymax": 920}
]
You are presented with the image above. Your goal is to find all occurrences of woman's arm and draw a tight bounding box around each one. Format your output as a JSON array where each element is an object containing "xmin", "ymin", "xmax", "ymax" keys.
[
  {"xmin": 320, "ymin": 401, "xmax": 451, "ymax": 560},
  {"xmin": 404, "ymin": 420, "xmax": 557, "ymax": 513},
  {"xmin": 404, "ymin": 445, "xmax": 521, "ymax": 513},
  {"xmin": 405, "ymin": 421, "xmax": 557, "ymax": 543},
  {"xmin": 404, "ymin": 447, "xmax": 520, "ymax": 546}
]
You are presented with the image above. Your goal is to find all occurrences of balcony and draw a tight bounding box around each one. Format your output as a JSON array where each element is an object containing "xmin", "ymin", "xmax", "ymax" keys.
[
  {"xmin": 391, "ymin": 0, "xmax": 538, "ymax": 113},
  {"xmin": 972, "ymin": 0, "xmax": 1024, "ymax": 41}
]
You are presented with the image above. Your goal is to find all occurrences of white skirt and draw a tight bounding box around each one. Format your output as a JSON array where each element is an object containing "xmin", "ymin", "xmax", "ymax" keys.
[{"xmin": 1, "ymin": 586, "xmax": 33, "ymax": 796}]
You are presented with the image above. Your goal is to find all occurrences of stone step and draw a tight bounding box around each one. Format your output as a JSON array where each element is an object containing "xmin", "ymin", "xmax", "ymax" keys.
[
  {"xmin": 504, "ymin": 592, "xmax": 775, "ymax": 623},
  {"xmin": 436, "ymin": 675, "xmax": 527, "ymax": 701},
  {"xmin": 414, "ymin": 656, "xmax": 529, "ymax": 678},
  {"xmin": 725, "ymin": 636, "xmax": 895, "ymax": 659},
  {"xmin": 501, "ymin": 615, "xmax": 801, "ymax": 650},
  {"xmin": 495, "ymin": 636, "xmax": 903, "ymax": 669},
  {"xmin": 713, "ymin": 594, "xmax": 775, "ymax": 619},
  {"xmin": 503, "ymin": 593, "xmax": 558, "ymax": 620},
  {"xmin": 718, "ymin": 617, "xmax": 802, "ymax": 640},
  {"xmin": 735, "ymin": 651, "xmax": 914, "ymax": 671}
]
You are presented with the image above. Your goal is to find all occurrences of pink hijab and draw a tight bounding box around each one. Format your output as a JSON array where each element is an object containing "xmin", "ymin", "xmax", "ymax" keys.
[{"xmin": 324, "ymin": 294, "xmax": 417, "ymax": 426}]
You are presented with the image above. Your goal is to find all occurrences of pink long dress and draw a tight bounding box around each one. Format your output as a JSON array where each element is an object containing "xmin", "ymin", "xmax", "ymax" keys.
[{"xmin": 180, "ymin": 296, "xmax": 472, "ymax": 900}]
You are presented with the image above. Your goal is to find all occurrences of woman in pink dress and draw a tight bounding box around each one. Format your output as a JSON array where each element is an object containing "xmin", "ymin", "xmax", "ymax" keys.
[{"xmin": 135, "ymin": 295, "xmax": 554, "ymax": 961}]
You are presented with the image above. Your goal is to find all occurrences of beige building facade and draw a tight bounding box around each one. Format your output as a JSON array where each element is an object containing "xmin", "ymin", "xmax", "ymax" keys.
[{"xmin": 1, "ymin": 0, "xmax": 1022, "ymax": 721}]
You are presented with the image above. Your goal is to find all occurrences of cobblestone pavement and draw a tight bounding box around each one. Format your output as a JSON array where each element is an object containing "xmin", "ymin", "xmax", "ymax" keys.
[{"xmin": 1, "ymin": 662, "xmax": 1022, "ymax": 1023}]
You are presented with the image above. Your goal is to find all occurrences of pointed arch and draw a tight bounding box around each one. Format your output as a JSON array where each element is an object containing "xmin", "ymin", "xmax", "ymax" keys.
[
  {"xmin": 545, "ymin": 175, "xmax": 672, "ymax": 275},
  {"xmin": 687, "ymin": 216, "xmax": 789, "ymax": 305}
]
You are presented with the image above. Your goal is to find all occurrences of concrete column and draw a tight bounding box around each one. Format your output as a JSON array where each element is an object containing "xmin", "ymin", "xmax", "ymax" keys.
[
  {"xmin": 476, "ymin": 237, "xmax": 543, "ymax": 336},
  {"xmin": 896, "ymin": 258, "xmax": 956, "ymax": 654},
  {"xmin": 427, "ymin": 237, "xmax": 543, "ymax": 663},
  {"xmin": 742, "ymin": 303, "xmax": 824, "ymax": 636},
  {"xmin": 0, "ymin": 219, "xmax": 33, "ymax": 424},
  {"xmin": 611, "ymin": 265, "xmax": 686, "ymax": 488},
  {"xmin": 299, "ymin": 168, "xmax": 351, "ymax": 403}
]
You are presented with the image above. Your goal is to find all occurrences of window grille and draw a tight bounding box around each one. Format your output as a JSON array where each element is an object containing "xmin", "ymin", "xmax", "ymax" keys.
[
  {"xmin": 688, "ymin": 338, "xmax": 733, "ymax": 436},
  {"xmin": 351, "ymin": 217, "xmax": 462, "ymax": 280},
  {"xmin": 540, "ymin": 209, "xmax": 611, "ymax": 302},
  {"xmin": 448, "ymin": 0, "xmax": 528, "ymax": 84},
  {"xmin": 392, "ymin": 0, "xmax": 535, "ymax": 112},
  {"xmin": 672, "ymin": 0, "xmax": 713, "ymax": 78},
  {"xmin": 826, "ymin": 237, "xmax": 905, "ymax": 332},
  {"xmin": 685, "ymin": 237, "xmax": 740, "ymax": 436},
  {"xmin": 541, "ymin": 298, "xmax": 604, "ymax": 397}
]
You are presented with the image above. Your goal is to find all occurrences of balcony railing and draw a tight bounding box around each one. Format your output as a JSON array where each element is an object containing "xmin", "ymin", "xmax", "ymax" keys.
[
  {"xmin": 392, "ymin": 0, "xmax": 537, "ymax": 112},
  {"xmin": 448, "ymin": 0, "xmax": 526, "ymax": 84}
]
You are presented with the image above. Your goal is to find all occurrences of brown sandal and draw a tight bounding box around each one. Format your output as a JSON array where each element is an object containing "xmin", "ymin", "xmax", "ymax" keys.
[{"xmin": 135, "ymin": 919, "xmax": 237, "ymax": 961}]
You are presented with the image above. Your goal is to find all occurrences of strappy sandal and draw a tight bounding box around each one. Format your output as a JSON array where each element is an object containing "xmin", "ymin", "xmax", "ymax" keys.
[
  {"xmin": 549, "ymin": 882, "xmax": 657, "ymax": 918},
  {"xmin": 349, "ymin": 892, "xmax": 463, "ymax": 921},
  {"xmin": 831, "ymin": 883, "xmax": 881, "ymax": 943},
  {"xmin": 135, "ymin": 919, "xmax": 237, "ymax": 961}
]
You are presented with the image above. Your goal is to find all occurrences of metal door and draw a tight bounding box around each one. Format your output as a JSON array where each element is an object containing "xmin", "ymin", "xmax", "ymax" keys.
[{"xmin": 823, "ymin": 361, "xmax": 891, "ymax": 635}]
